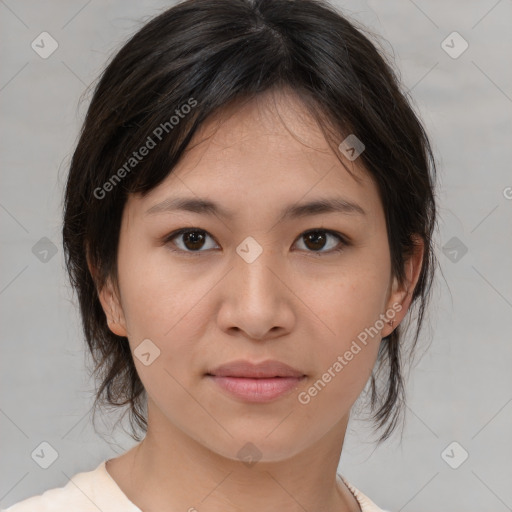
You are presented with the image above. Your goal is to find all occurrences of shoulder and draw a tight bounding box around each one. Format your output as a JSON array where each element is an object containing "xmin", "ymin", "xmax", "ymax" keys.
[
  {"xmin": 1, "ymin": 461, "xmax": 115, "ymax": 512},
  {"xmin": 340, "ymin": 475, "xmax": 392, "ymax": 512}
]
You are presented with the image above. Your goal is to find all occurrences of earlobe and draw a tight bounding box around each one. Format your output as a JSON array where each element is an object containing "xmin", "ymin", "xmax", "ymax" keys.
[
  {"xmin": 383, "ymin": 236, "xmax": 425, "ymax": 337},
  {"xmin": 101, "ymin": 285, "xmax": 128, "ymax": 338},
  {"xmin": 87, "ymin": 256, "xmax": 128, "ymax": 338},
  {"xmin": 99, "ymin": 280, "xmax": 128, "ymax": 337}
]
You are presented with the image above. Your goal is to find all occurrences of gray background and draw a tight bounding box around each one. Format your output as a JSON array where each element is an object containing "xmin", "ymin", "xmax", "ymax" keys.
[{"xmin": 1, "ymin": 1, "xmax": 511, "ymax": 511}]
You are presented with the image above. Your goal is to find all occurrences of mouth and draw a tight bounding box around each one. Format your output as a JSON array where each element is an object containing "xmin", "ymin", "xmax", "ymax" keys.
[{"xmin": 205, "ymin": 359, "xmax": 306, "ymax": 403}]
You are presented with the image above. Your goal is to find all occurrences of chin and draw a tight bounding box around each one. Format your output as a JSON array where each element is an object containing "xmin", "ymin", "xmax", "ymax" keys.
[{"xmin": 193, "ymin": 423, "xmax": 318, "ymax": 465}]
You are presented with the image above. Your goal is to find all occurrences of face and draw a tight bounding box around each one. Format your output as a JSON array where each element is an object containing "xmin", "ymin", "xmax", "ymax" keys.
[{"xmin": 99, "ymin": 89, "xmax": 420, "ymax": 462}]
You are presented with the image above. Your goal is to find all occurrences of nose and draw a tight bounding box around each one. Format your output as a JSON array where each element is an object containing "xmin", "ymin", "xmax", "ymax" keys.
[{"xmin": 216, "ymin": 244, "xmax": 296, "ymax": 341}]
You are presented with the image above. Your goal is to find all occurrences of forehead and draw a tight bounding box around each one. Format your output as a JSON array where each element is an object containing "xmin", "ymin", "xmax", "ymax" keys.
[
  {"xmin": 182, "ymin": 88, "xmax": 355, "ymax": 171},
  {"xmin": 128, "ymin": 89, "xmax": 381, "ymax": 221}
]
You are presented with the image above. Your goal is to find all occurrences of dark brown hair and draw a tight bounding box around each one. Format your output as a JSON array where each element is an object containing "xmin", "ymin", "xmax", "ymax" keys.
[{"xmin": 63, "ymin": 0, "xmax": 437, "ymax": 443}]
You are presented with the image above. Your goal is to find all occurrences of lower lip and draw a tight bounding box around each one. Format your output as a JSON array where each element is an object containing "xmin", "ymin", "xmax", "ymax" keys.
[{"xmin": 207, "ymin": 375, "xmax": 305, "ymax": 402}]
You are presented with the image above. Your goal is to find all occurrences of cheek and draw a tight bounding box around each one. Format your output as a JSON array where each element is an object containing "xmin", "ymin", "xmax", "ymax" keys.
[
  {"xmin": 117, "ymin": 243, "xmax": 196, "ymax": 334},
  {"xmin": 297, "ymin": 258, "xmax": 391, "ymax": 341},
  {"xmin": 116, "ymin": 247, "xmax": 219, "ymax": 378},
  {"xmin": 295, "ymin": 274, "xmax": 385, "ymax": 421},
  {"xmin": 293, "ymin": 256, "xmax": 390, "ymax": 395}
]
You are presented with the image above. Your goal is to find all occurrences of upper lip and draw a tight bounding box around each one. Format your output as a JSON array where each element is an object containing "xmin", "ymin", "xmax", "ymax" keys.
[{"xmin": 207, "ymin": 360, "xmax": 305, "ymax": 378}]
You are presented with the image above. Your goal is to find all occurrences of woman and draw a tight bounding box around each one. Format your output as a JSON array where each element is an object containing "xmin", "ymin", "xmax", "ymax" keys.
[{"xmin": 3, "ymin": 0, "xmax": 436, "ymax": 510}]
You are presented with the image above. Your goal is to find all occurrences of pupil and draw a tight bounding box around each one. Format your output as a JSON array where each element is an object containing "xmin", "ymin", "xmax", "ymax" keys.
[
  {"xmin": 305, "ymin": 231, "xmax": 326, "ymax": 251},
  {"xmin": 184, "ymin": 231, "xmax": 204, "ymax": 250}
]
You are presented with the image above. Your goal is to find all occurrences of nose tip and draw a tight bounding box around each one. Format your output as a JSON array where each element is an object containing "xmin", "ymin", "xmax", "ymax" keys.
[
  {"xmin": 231, "ymin": 323, "xmax": 284, "ymax": 341},
  {"xmin": 216, "ymin": 248, "xmax": 295, "ymax": 341}
]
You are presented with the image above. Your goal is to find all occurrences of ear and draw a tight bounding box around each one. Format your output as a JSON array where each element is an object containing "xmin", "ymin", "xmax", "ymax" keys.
[
  {"xmin": 381, "ymin": 235, "xmax": 424, "ymax": 338},
  {"xmin": 87, "ymin": 256, "xmax": 128, "ymax": 338}
]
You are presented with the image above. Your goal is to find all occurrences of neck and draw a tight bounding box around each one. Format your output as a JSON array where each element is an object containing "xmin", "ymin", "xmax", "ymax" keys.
[{"xmin": 107, "ymin": 402, "xmax": 361, "ymax": 512}]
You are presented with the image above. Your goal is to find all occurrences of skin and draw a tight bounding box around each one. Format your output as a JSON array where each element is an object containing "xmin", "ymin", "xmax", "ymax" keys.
[{"xmin": 94, "ymin": 88, "xmax": 423, "ymax": 512}]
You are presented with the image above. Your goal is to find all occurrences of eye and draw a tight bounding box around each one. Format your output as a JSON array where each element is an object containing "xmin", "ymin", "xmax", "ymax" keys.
[
  {"xmin": 293, "ymin": 229, "xmax": 347, "ymax": 254},
  {"xmin": 163, "ymin": 228, "xmax": 348, "ymax": 255},
  {"xmin": 164, "ymin": 228, "xmax": 219, "ymax": 253}
]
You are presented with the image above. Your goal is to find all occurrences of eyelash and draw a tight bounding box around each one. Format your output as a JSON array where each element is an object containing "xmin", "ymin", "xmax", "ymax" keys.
[{"xmin": 162, "ymin": 228, "xmax": 349, "ymax": 256}]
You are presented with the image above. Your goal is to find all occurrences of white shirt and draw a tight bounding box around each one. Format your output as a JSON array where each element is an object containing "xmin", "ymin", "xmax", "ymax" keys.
[{"xmin": 2, "ymin": 460, "xmax": 389, "ymax": 512}]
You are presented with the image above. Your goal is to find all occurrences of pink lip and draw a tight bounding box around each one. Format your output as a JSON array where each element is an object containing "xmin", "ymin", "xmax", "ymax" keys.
[{"xmin": 206, "ymin": 360, "xmax": 306, "ymax": 403}]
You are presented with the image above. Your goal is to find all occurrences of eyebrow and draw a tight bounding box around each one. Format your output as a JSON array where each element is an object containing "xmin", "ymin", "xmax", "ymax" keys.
[{"xmin": 145, "ymin": 196, "xmax": 366, "ymax": 221}]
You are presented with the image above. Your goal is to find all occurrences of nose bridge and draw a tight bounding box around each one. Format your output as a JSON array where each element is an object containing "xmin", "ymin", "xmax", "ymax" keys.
[
  {"xmin": 217, "ymin": 236, "xmax": 293, "ymax": 339},
  {"xmin": 233, "ymin": 237, "xmax": 281, "ymax": 304}
]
